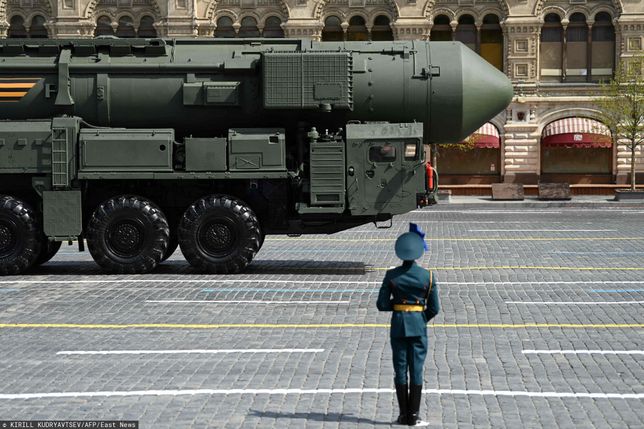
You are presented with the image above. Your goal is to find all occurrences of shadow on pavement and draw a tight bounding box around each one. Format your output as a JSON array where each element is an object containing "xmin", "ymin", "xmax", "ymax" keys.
[
  {"xmin": 245, "ymin": 260, "xmax": 369, "ymax": 275},
  {"xmin": 28, "ymin": 259, "xmax": 369, "ymax": 276},
  {"xmin": 248, "ymin": 410, "xmax": 391, "ymax": 426}
]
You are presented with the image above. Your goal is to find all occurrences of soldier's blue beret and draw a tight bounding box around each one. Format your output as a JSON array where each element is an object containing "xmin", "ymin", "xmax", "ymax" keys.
[{"xmin": 395, "ymin": 232, "xmax": 425, "ymax": 261}]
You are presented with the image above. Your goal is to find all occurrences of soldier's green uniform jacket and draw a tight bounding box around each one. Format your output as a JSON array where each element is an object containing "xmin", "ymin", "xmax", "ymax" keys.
[{"xmin": 377, "ymin": 261, "xmax": 440, "ymax": 337}]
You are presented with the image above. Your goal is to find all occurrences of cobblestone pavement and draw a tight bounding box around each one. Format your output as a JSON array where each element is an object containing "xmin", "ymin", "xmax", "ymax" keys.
[{"xmin": 1, "ymin": 206, "xmax": 643, "ymax": 428}]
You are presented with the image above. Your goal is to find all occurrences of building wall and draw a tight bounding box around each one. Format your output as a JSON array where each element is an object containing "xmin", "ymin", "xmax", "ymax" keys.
[{"xmin": 1, "ymin": 0, "xmax": 643, "ymax": 184}]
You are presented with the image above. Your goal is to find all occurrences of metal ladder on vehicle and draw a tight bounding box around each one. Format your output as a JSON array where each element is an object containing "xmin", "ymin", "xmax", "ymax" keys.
[{"xmin": 51, "ymin": 126, "xmax": 69, "ymax": 188}]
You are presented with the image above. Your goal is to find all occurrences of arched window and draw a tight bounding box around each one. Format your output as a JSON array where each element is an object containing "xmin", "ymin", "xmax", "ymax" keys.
[
  {"xmin": 430, "ymin": 15, "xmax": 452, "ymax": 41},
  {"xmin": 8, "ymin": 15, "xmax": 28, "ymax": 38},
  {"xmin": 591, "ymin": 12, "xmax": 615, "ymax": 81},
  {"xmin": 371, "ymin": 15, "xmax": 393, "ymax": 41},
  {"xmin": 138, "ymin": 16, "xmax": 157, "ymax": 38},
  {"xmin": 116, "ymin": 16, "xmax": 136, "ymax": 38},
  {"xmin": 437, "ymin": 123, "xmax": 502, "ymax": 184},
  {"xmin": 263, "ymin": 16, "xmax": 284, "ymax": 38},
  {"xmin": 566, "ymin": 13, "xmax": 588, "ymax": 82},
  {"xmin": 455, "ymin": 14, "xmax": 476, "ymax": 51},
  {"xmin": 540, "ymin": 13, "xmax": 563, "ymax": 82},
  {"xmin": 214, "ymin": 16, "xmax": 236, "ymax": 38},
  {"xmin": 95, "ymin": 16, "xmax": 114, "ymax": 37},
  {"xmin": 321, "ymin": 16, "xmax": 343, "ymax": 41},
  {"xmin": 480, "ymin": 14, "xmax": 503, "ymax": 71},
  {"xmin": 541, "ymin": 117, "xmax": 613, "ymax": 183},
  {"xmin": 239, "ymin": 17, "xmax": 260, "ymax": 38},
  {"xmin": 347, "ymin": 16, "xmax": 368, "ymax": 41},
  {"xmin": 29, "ymin": 15, "xmax": 48, "ymax": 38}
]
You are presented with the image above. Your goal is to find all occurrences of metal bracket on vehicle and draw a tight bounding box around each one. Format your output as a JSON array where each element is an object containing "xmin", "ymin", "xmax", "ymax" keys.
[
  {"xmin": 55, "ymin": 49, "xmax": 75, "ymax": 107},
  {"xmin": 373, "ymin": 218, "xmax": 393, "ymax": 229}
]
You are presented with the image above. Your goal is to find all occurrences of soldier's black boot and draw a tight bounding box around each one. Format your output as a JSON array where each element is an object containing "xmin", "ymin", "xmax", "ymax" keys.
[
  {"xmin": 408, "ymin": 384, "xmax": 429, "ymax": 427},
  {"xmin": 394, "ymin": 384, "xmax": 409, "ymax": 425}
]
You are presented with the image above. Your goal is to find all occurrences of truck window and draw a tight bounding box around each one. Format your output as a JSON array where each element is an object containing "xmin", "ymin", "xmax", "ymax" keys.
[{"xmin": 369, "ymin": 143, "xmax": 396, "ymax": 162}]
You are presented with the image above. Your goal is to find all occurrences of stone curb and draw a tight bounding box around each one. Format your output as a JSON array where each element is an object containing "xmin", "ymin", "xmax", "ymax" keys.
[{"xmin": 429, "ymin": 198, "xmax": 644, "ymax": 209}]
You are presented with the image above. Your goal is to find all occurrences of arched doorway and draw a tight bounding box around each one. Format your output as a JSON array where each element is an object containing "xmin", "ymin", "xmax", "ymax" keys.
[
  {"xmin": 540, "ymin": 117, "xmax": 613, "ymax": 183},
  {"xmin": 138, "ymin": 15, "xmax": 157, "ymax": 37},
  {"xmin": 591, "ymin": 12, "xmax": 615, "ymax": 82},
  {"xmin": 95, "ymin": 15, "xmax": 114, "ymax": 37},
  {"xmin": 321, "ymin": 16, "xmax": 343, "ymax": 41},
  {"xmin": 371, "ymin": 15, "xmax": 393, "ymax": 41},
  {"xmin": 116, "ymin": 16, "xmax": 136, "ymax": 38},
  {"xmin": 29, "ymin": 15, "xmax": 48, "ymax": 38},
  {"xmin": 480, "ymin": 14, "xmax": 503, "ymax": 70},
  {"xmin": 239, "ymin": 16, "xmax": 260, "ymax": 37},
  {"xmin": 7, "ymin": 15, "xmax": 28, "ymax": 38},
  {"xmin": 437, "ymin": 123, "xmax": 502, "ymax": 184},
  {"xmin": 263, "ymin": 16, "xmax": 284, "ymax": 38},
  {"xmin": 565, "ymin": 12, "xmax": 588, "ymax": 83},
  {"xmin": 214, "ymin": 16, "xmax": 236, "ymax": 38},
  {"xmin": 430, "ymin": 15, "xmax": 452, "ymax": 41},
  {"xmin": 347, "ymin": 16, "xmax": 368, "ymax": 41},
  {"xmin": 454, "ymin": 14, "xmax": 476, "ymax": 51},
  {"xmin": 540, "ymin": 13, "xmax": 563, "ymax": 82}
]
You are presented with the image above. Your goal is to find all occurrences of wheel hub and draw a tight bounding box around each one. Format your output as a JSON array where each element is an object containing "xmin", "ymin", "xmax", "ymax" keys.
[
  {"xmin": 206, "ymin": 223, "xmax": 232, "ymax": 247},
  {"xmin": 199, "ymin": 221, "xmax": 237, "ymax": 256},
  {"xmin": 107, "ymin": 221, "xmax": 143, "ymax": 257},
  {"xmin": 0, "ymin": 224, "xmax": 14, "ymax": 253}
]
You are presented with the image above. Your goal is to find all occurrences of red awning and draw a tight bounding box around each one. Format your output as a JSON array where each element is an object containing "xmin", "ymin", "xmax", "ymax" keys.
[
  {"xmin": 542, "ymin": 118, "xmax": 612, "ymax": 148},
  {"xmin": 463, "ymin": 123, "xmax": 500, "ymax": 148}
]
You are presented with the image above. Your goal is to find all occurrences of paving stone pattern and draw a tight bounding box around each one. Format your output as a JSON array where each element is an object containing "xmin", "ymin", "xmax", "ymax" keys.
[{"xmin": 0, "ymin": 207, "xmax": 643, "ymax": 428}]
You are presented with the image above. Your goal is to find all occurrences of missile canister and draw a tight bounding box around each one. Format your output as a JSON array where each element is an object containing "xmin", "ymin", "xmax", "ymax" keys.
[
  {"xmin": 0, "ymin": 38, "xmax": 513, "ymax": 276},
  {"xmin": 0, "ymin": 38, "xmax": 512, "ymax": 143}
]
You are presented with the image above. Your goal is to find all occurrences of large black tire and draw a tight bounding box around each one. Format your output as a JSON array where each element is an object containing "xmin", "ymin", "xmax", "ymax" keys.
[
  {"xmin": 87, "ymin": 195, "xmax": 169, "ymax": 274},
  {"xmin": 35, "ymin": 240, "xmax": 62, "ymax": 266},
  {"xmin": 0, "ymin": 196, "xmax": 42, "ymax": 275},
  {"xmin": 179, "ymin": 195, "xmax": 261, "ymax": 274},
  {"xmin": 160, "ymin": 209, "xmax": 180, "ymax": 262},
  {"xmin": 162, "ymin": 231, "xmax": 179, "ymax": 262}
]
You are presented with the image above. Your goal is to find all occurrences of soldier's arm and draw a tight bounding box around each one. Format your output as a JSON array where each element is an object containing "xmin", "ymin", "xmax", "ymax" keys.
[
  {"xmin": 376, "ymin": 272, "xmax": 394, "ymax": 311},
  {"xmin": 424, "ymin": 274, "xmax": 440, "ymax": 321}
]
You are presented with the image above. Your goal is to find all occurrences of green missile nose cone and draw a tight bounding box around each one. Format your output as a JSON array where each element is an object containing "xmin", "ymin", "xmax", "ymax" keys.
[{"xmin": 428, "ymin": 42, "xmax": 514, "ymax": 143}]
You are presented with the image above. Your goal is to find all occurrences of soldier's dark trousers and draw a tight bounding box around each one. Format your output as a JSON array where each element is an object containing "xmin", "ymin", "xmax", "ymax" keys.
[{"xmin": 391, "ymin": 335, "xmax": 428, "ymax": 385}]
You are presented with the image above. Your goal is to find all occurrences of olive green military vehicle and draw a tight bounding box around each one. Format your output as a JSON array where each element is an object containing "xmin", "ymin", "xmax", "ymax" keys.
[{"xmin": 0, "ymin": 38, "xmax": 512, "ymax": 275}]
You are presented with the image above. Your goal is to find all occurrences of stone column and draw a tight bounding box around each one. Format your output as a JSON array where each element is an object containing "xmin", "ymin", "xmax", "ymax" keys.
[
  {"xmin": 475, "ymin": 22, "xmax": 481, "ymax": 54},
  {"xmin": 561, "ymin": 18, "xmax": 568, "ymax": 83},
  {"xmin": 586, "ymin": 20, "xmax": 593, "ymax": 82},
  {"xmin": 340, "ymin": 21, "xmax": 348, "ymax": 41},
  {"xmin": 503, "ymin": 123, "xmax": 540, "ymax": 184},
  {"xmin": 501, "ymin": 21, "xmax": 508, "ymax": 75},
  {"xmin": 616, "ymin": 141, "xmax": 644, "ymax": 185},
  {"xmin": 502, "ymin": 19, "xmax": 541, "ymax": 83},
  {"xmin": 195, "ymin": 19, "xmax": 215, "ymax": 37}
]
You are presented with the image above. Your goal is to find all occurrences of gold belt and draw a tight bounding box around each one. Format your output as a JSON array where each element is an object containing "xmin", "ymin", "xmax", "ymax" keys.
[{"xmin": 393, "ymin": 304, "xmax": 424, "ymax": 312}]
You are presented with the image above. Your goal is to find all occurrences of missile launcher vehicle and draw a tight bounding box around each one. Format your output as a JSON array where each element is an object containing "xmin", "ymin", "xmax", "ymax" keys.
[{"xmin": 0, "ymin": 37, "xmax": 513, "ymax": 275}]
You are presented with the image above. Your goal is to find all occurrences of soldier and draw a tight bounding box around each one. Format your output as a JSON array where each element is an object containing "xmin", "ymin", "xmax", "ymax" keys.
[{"xmin": 377, "ymin": 224, "xmax": 440, "ymax": 426}]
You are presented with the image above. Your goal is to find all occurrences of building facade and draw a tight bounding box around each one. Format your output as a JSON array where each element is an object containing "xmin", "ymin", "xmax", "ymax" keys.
[{"xmin": 1, "ymin": 0, "xmax": 643, "ymax": 185}]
